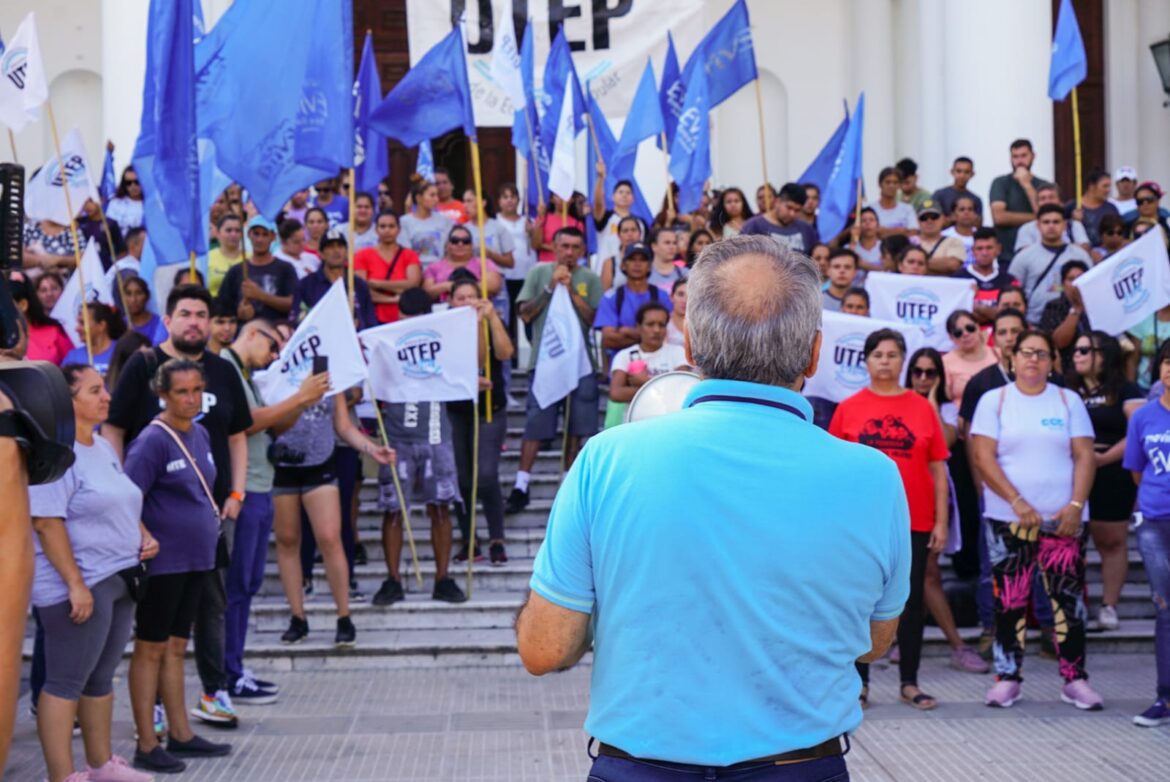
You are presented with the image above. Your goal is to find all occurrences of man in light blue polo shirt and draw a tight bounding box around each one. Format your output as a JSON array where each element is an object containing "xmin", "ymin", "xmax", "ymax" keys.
[{"xmin": 516, "ymin": 235, "xmax": 910, "ymax": 779}]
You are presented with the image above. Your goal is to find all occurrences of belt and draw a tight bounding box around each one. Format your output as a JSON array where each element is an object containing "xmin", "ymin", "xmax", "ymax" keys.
[{"xmin": 595, "ymin": 735, "xmax": 845, "ymax": 769}]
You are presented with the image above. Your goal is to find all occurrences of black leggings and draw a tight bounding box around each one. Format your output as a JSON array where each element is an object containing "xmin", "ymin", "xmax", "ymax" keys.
[
  {"xmin": 857, "ymin": 530, "xmax": 930, "ymax": 687},
  {"xmin": 449, "ymin": 405, "xmax": 507, "ymax": 543}
]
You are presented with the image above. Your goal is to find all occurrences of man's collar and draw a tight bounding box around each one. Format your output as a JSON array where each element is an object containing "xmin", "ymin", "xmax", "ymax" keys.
[{"xmin": 683, "ymin": 378, "xmax": 813, "ymax": 422}]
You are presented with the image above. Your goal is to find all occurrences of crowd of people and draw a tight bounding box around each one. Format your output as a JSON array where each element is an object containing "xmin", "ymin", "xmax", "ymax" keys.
[{"xmin": 5, "ymin": 136, "xmax": 1170, "ymax": 779}]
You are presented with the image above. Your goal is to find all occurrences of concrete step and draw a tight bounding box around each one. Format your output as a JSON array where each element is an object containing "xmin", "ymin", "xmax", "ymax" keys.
[
  {"xmin": 259, "ymin": 560, "xmax": 535, "ymax": 597},
  {"xmin": 248, "ymin": 592, "xmax": 527, "ymax": 632},
  {"xmin": 357, "ymin": 470, "xmax": 567, "ymax": 501},
  {"xmin": 276, "ymin": 527, "xmax": 546, "ymax": 563},
  {"xmin": 351, "ymin": 499, "xmax": 554, "ymax": 531}
]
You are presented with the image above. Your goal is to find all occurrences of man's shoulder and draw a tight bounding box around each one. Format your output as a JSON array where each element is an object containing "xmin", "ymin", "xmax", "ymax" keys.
[{"xmin": 739, "ymin": 215, "xmax": 773, "ymax": 234}]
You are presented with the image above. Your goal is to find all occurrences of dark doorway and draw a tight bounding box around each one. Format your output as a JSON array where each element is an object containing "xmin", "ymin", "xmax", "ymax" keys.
[{"xmin": 1051, "ymin": 0, "xmax": 1106, "ymax": 201}]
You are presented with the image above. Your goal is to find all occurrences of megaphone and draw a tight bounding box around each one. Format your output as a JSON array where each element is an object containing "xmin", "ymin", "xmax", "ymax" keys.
[{"xmin": 624, "ymin": 370, "xmax": 701, "ymax": 423}]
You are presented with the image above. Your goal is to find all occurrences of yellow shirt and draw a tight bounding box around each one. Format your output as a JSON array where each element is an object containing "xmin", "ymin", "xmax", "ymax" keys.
[{"xmin": 207, "ymin": 248, "xmax": 242, "ymax": 297}]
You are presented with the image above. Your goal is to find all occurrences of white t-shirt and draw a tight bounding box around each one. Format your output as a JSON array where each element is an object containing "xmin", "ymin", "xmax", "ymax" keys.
[
  {"xmin": 1110, "ymin": 198, "xmax": 1136, "ymax": 214},
  {"xmin": 494, "ymin": 215, "xmax": 535, "ymax": 281},
  {"xmin": 594, "ymin": 212, "xmax": 630, "ymax": 276},
  {"xmin": 969, "ymin": 383, "xmax": 1093, "ymax": 523},
  {"xmin": 942, "ymin": 227, "xmax": 975, "ymax": 266},
  {"xmin": 867, "ymin": 200, "xmax": 918, "ymax": 231},
  {"xmin": 1014, "ymin": 219, "xmax": 1089, "ymax": 252},
  {"xmin": 940, "ymin": 400, "xmax": 958, "ymax": 430},
  {"xmin": 275, "ymin": 249, "xmax": 320, "ymax": 279},
  {"xmin": 611, "ymin": 343, "xmax": 687, "ymax": 379}
]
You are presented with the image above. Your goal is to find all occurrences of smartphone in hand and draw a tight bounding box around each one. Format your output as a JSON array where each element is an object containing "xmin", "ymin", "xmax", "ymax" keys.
[{"xmin": 312, "ymin": 355, "xmax": 329, "ymax": 375}]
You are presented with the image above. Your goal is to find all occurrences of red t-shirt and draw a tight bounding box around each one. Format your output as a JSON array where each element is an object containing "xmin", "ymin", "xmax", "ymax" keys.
[
  {"xmin": 436, "ymin": 200, "xmax": 469, "ymax": 224},
  {"xmin": 829, "ymin": 389, "xmax": 949, "ymax": 533},
  {"xmin": 353, "ymin": 245, "xmax": 421, "ymax": 323},
  {"xmin": 536, "ymin": 214, "xmax": 584, "ymax": 262}
]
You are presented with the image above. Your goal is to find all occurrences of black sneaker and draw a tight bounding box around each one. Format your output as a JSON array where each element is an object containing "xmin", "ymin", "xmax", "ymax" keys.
[
  {"xmin": 281, "ymin": 615, "xmax": 309, "ymax": 645},
  {"xmin": 231, "ymin": 674, "xmax": 278, "ymax": 705},
  {"xmin": 335, "ymin": 616, "xmax": 357, "ymax": 647},
  {"xmin": 349, "ymin": 580, "xmax": 367, "ymax": 603},
  {"xmin": 167, "ymin": 733, "xmax": 232, "ymax": 757},
  {"xmin": 354, "ymin": 542, "xmax": 369, "ymax": 566},
  {"xmin": 302, "ymin": 577, "xmax": 314, "ymax": 596},
  {"xmin": 372, "ymin": 577, "xmax": 405, "ymax": 606},
  {"xmin": 453, "ymin": 543, "xmax": 485, "ymax": 563},
  {"xmin": 433, "ymin": 577, "xmax": 468, "ymax": 603},
  {"xmin": 490, "ymin": 542, "xmax": 508, "ymax": 566},
  {"xmin": 505, "ymin": 488, "xmax": 529, "ymax": 514},
  {"xmin": 134, "ymin": 745, "xmax": 187, "ymax": 773}
]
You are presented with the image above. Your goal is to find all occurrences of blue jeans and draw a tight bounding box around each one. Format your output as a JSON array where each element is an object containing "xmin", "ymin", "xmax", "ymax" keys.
[
  {"xmin": 1135, "ymin": 518, "xmax": 1170, "ymax": 699},
  {"xmin": 225, "ymin": 492, "xmax": 274, "ymax": 684},
  {"xmin": 587, "ymin": 755, "xmax": 847, "ymax": 781},
  {"xmin": 978, "ymin": 518, "xmax": 1054, "ymax": 630}
]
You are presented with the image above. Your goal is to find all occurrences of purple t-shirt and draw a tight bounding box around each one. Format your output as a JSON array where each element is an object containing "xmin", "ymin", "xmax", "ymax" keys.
[{"xmin": 124, "ymin": 421, "xmax": 219, "ymax": 575}]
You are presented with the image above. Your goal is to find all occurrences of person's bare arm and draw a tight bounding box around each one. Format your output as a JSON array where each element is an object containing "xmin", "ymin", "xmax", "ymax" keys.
[
  {"xmin": 0, "ymin": 392, "xmax": 33, "ymax": 771},
  {"xmin": 927, "ymin": 251, "xmax": 964, "ymax": 275},
  {"xmin": 515, "ymin": 591, "xmax": 592, "ymax": 675},
  {"xmin": 221, "ymin": 432, "xmax": 248, "ymax": 520},
  {"xmin": 240, "ymin": 282, "xmax": 293, "ymax": 314},
  {"xmin": 858, "ymin": 618, "xmax": 899, "ymax": 662},
  {"xmin": 480, "ymin": 302, "xmax": 514, "ymax": 361},
  {"xmin": 32, "ymin": 517, "xmax": 92, "ymax": 623},
  {"xmin": 601, "ymin": 325, "xmax": 638, "ymax": 351},
  {"xmin": 592, "ymin": 162, "xmax": 607, "ymax": 224},
  {"xmin": 929, "ymin": 460, "xmax": 950, "ymax": 552},
  {"xmin": 519, "ymin": 288, "xmax": 551, "ymax": 323},
  {"xmin": 247, "ymin": 373, "xmax": 330, "ymax": 435}
]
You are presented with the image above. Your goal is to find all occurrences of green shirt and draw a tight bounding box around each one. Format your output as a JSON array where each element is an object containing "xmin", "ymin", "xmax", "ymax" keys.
[
  {"xmin": 1128, "ymin": 313, "xmax": 1170, "ymax": 391},
  {"xmin": 989, "ymin": 172, "xmax": 1051, "ymax": 259},
  {"xmin": 518, "ymin": 263, "xmax": 603, "ymax": 370},
  {"xmin": 220, "ymin": 347, "xmax": 275, "ymax": 493},
  {"xmin": 898, "ymin": 187, "xmax": 932, "ymax": 212}
]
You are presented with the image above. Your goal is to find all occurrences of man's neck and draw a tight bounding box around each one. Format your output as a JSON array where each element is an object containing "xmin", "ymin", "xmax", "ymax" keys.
[
  {"xmin": 638, "ymin": 341, "xmax": 662, "ymax": 353},
  {"xmin": 324, "ymin": 270, "xmax": 343, "ymax": 284},
  {"xmin": 280, "ymin": 246, "xmax": 302, "ymax": 259},
  {"xmin": 828, "ymin": 282, "xmax": 850, "ymax": 297},
  {"xmin": 1082, "ymin": 194, "xmax": 1102, "ymax": 208},
  {"xmin": 251, "ymin": 251, "xmax": 274, "ymax": 266},
  {"xmin": 973, "ymin": 261, "xmax": 997, "ymax": 277},
  {"xmin": 920, "ymin": 231, "xmax": 941, "ymax": 244},
  {"xmin": 1041, "ymin": 237, "xmax": 1066, "ymax": 249},
  {"xmin": 624, "ymin": 277, "xmax": 649, "ymax": 293},
  {"xmin": 226, "ymin": 344, "xmax": 255, "ymax": 370},
  {"xmin": 951, "ymin": 183, "xmax": 968, "ymax": 192},
  {"xmin": 160, "ymin": 338, "xmax": 203, "ymax": 361}
]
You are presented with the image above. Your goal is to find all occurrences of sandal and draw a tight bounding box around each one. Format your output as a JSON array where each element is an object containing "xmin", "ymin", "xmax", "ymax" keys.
[
  {"xmin": 900, "ymin": 684, "xmax": 937, "ymax": 711},
  {"xmin": 859, "ymin": 685, "xmax": 869, "ymax": 710}
]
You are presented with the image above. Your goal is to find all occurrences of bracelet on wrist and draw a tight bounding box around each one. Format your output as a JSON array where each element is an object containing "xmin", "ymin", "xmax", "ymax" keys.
[
  {"xmin": 1068, "ymin": 500, "xmax": 1084, "ymax": 510},
  {"xmin": 1010, "ymin": 495, "xmax": 1025, "ymax": 508}
]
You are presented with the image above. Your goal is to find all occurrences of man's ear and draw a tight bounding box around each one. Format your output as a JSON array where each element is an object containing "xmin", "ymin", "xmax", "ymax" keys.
[{"xmin": 803, "ymin": 331, "xmax": 823, "ymax": 379}]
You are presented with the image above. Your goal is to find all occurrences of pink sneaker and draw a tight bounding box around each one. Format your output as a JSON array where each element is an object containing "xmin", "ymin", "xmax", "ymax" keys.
[
  {"xmin": 985, "ymin": 679, "xmax": 1021, "ymax": 708},
  {"xmin": 45, "ymin": 773, "xmax": 89, "ymax": 782},
  {"xmin": 1061, "ymin": 679, "xmax": 1104, "ymax": 711},
  {"xmin": 87, "ymin": 754, "xmax": 154, "ymax": 782},
  {"xmin": 950, "ymin": 646, "xmax": 990, "ymax": 674}
]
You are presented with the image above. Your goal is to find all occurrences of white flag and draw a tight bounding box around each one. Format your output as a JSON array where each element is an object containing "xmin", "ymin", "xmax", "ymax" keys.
[
  {"xmin": 489, "ymin": 18, "xmax": 526, "ymax": 112},
  {"xmin": 24, "ymin": 128, "xmax": 100, "ymax": 225},
  {"xmin": 253, "ymin": 279, "xmax": 368, "ymax": 405},
  {"xmin": 51, "ymin": 239, "xmax": 114, "ymax": 348},
  {"xmin": 866, "ymin": 272, "xmax": 976, "ymax": 351},
  {"xmin": 361, "ymin": 306, "xmax": 479, "ymax": 403},
  {"xmin": 547, "ymin": 72, "xmax": 577, "ymax": 202},
  {"xmin": 802, "ymin": 310, "xmax": 926, "ymax": 403},
  {"xmin": 531, "ymin": 285, "xmax": 591, "ymax": 409},
  {"xmin": 0, "ymin": 13, "xmax": 48, "ymax": 132},
  {"xmin": 1073, "ymin": 227, "xmax": 1170, "ymax": 336}
]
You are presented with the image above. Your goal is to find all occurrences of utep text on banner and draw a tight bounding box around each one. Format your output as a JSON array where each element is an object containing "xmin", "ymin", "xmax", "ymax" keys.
[
  {"xmin": 1073, "ymin": 227, "xmax": 1170, "ymax": 336},
  {"xmin": 253, "ymin": 280, "xmax": 367, "ymax": 405},
  {"xmin": 361, "ymin": 306, "xmax": 479, "ymax": 404},
  {"xmin": 866, "ymin": 272, "xmax": 976, "ymax": 351},
  {"xmin": 531, "ymin": 286, "xmax": 591, "ymax": 409},
  {"xmin": 802, "ymin": 311, "xmax": 926, "ymax": 403}
]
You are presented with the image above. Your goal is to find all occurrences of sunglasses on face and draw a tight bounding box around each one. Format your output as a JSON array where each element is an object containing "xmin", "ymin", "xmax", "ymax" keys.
[
  {"xmin": 258, "ymin": 332, "xmax": 280, "ymax": 355},
  {"xmin": 126, "ymin": 179, "xmax": 140, "ymax": 186},
  {"xmin": 318, "ymin": 187, "xmax": 335, "ymax": 194},
  {"xmin": 1017, "ymin": 348, "xmax": 1051, "ymax": 361},
  {"xmin": 449, "ymin": 236, "xmax": 472, "ymax": 245},
  {"xmin": 1137, "ymin": 197, "xmax": 1158, "ymax": 206},
  {"xmin": 911, "ymin": 367, "xmax": 938, "ymax": 379},
  {"xmin": 951, "ymin": 323, "xmax": 978, "ymax": 338},
  {"xmin": 919, "ymin": 214, "xmax": 941, "ymax": 221},
  {"xmin": 1072, "ymin": 345, "xmax": 1099, "ymax": 356}
]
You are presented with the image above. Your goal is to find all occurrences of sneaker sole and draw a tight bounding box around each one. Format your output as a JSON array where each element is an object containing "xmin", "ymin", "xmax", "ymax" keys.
[
  {"xmin": 1133, "ymin": 715, "xmax": 1169, "ymax": 727},
  {"xmin": 190, "ymin": 709, "xmax": 238, "ymax": 725},
  {"xmin": 232, "ymin": 694, "xmax": 278, "ymax": 706},
  {"xmin": 335, "ymin": 639, "xmax": 357, "ymax": 648},
  {"xmin": 985, "ymin": 696, "xmax": 1019, "ymax": 708},
  {"xmin": 1061, "ymin": 694, "xmax": 1104, "ymax": 711},
  {"xmin": 280, "ymin": 636, "xmax": 307, "ymax": 645},
  {"xmin": 134, "ymin": 758, "xmax": 187, "ymax": 774}
]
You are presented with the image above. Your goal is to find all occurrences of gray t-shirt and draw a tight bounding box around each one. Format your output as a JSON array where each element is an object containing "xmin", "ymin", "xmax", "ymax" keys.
[
  {"xmin": 221, "ymin": 347, "xmax": 275, "ymax": 493},
  {"xmin": 399, "ymin": 211, "xmax": 456, "ymax": 268},
  {"xmin": 1007, "ymin": 242, "xmax": 1093, "ymax": 324},
  {"xmin": 382, "ymin": 401, "xmax": 451, "ymax": 446},
  {"xmin": 28, "ymin": 436, "xmax": 143, "ymax": 607},
  {"xmin": 273, "ymin": 397, "xmax": 336, "ymax": 467},
  {"xmin": 649, "ymin": 264, "xmax": 688, "ymax": 295}
]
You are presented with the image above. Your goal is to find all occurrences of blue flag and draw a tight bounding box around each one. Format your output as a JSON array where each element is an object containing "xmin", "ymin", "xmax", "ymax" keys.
[
  {"xmin": 658, "ymin": 33, "xmax": 682, "ymax": 150},
  {"xmin": 681, "ymin": 0, "xmax": 757, "ymax": 109},
  {"xmin": 354, "ymin": 31, "xmax": 389, "ymax": 195},
  {"xmin": 416, "ymin": 139, "xmax": 434, "ymax": 183},
  {"xmin": 539, "ymin": 29, "xmax": 585, "ymax": 179},
  {"xmin": 369, "ymin": 26, "xmax": 476, "ymax": 148},
  {"xmin": 797, "ymin": 102, "xmax": 850, "ymax": 197},
  {"xmin": 668, "ymin": 63, "xmax": 710, "ymax": 215},
  {"xmin": 616, "ymin": 59, "xmax": 665, "ymax": 171},
  {"xmin": 818, "ymin": 93, "xmax": 864, "ymax": 243},
  {"xmin": 132, "ymin": 0, "xmax": 202, "ymax": 268},
  {"xmin": 1048, "ymin": 0, "xmax": 1087, "ymax": 101},
  {"xmin": 513, "ymin": 19, "xmax": 546, "ymax": 213},
  {"xmin": 194, "ymin": 0, "xmax": 354, "ymax": 218},
  {"xmin": 99, "ymin": 145, "xmax": 117, "ymax": 205}
]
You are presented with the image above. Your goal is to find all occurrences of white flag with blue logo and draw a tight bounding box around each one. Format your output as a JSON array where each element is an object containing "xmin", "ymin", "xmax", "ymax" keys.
[
  {"xmin": 802, "ymin": 310, "xmax": 926, "ymax": 403},
  {"xmin": 1073, "ymin": 227, "xmax": 1170, "ymax": 337},
  {"xmin": 24, "ymin": 127, "xmax": 99, "ymax": 225},
  {"xmin": 253, "ymin": 279, "xmax": 368, "ymax": 405},
  {"xmin": 866, "ymin": 272, "xmax": 976, "ymax": 351},
  {"xmin": 531, "ymin": 285, "xmax": 591, "ymax": 409},
  {"xmin": 0, "ymin": 13, "xmax": 48, "ymax": 132},
  {"xmin": 360, "ymin": 306, "xmax": 478, "ymax": 403},
  {"xmin": 51, "ymin": 239, "xmax": 115, "ymax": 348}
]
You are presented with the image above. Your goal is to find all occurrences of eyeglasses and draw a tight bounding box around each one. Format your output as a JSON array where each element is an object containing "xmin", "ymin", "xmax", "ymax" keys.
[
  {"xmin": 1137, "ymin": 196, "xmax": 1158, "ymax": 206},
  {"xmin": 1016, "ymin": 347, "xmax": 1052, "ymax": 361},
  {"xmin": 950, "ymin": 323, "xmax": 978, "ymax": 338},
  {"xmin": 1072, "ymin": 346, "xmax": 1100, "ymax": 356},
  {"xmin": 258, "ymin": 332, "xmax": 280, "ymax": 355},
  {"xmin": 911, "ymin": 367, "xmax": 938, "ymax": 379},
  {"xmin": 125, "ymin": 179, "xmax": 140, "ymax": 186},
  {"xmin": 449, "ymin": 237, "xmax": 472, "ymax": 245}
]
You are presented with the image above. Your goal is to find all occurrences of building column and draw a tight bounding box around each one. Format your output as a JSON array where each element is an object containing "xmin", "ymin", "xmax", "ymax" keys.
[
  {"xmin": 848, "ymin": 0, "xmax": 895, "ymax": 194},
  {"xmin": 1136, "ymin": 0, "xmax": 1170, "ymax": 190}
]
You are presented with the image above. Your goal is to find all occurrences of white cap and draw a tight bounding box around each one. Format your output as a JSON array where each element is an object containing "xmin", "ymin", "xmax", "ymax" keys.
[{"xmin": 1114, "ymin": 166, "xmax": 1137, "ymax": 182}]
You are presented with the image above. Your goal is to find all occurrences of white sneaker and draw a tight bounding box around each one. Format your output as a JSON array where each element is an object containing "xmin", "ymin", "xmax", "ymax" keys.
[{"xmin": 1097, "ymin": 605, "xmax": 1120, "ymax": 632}]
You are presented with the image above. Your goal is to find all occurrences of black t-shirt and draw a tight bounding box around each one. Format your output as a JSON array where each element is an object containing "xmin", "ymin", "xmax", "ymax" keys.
[
  {"xmin": 216, "ymin": 258, "xmax": 298, "ymax": 322},
  {"xmin": 1079, "ymin": 382, "xmax": 1144, "ymax": 446},
  {"xmin": 108, "ymin": 346, "xmax": 253, "ymax": 503},
  {"xmin": 959, "ymin": 363, "xmax": 1066, "ymax": 423}
]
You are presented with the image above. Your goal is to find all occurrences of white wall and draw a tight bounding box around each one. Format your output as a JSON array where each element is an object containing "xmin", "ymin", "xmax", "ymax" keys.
[{"xmin": 1106, "ymin": 1, "xmax": 1170, "ymax": 194}]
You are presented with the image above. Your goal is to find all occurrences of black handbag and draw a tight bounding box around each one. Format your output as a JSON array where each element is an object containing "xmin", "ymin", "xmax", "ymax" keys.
[{"xmin": 117, "ymin": 563, "xmax": 149, "ymax": 602}]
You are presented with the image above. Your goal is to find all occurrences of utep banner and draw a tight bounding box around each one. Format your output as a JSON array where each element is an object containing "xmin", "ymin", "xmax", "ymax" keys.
[
  {"xmin": 360, "ymin": 306, "xmax": 479, "ymax": 404},
  {"xmin": 51, "ymin": 239, "xmax": 114, "ymax": 348},
  {"xmin": 253, "ymin": 280, "xmax": 367, "ymax": 405},
  {"xmin": 24, "ymin": 128, "xmax": 99, "ymax": 225},
  {"xmin": 405, "ymin": 0, "xmax": 703, "ymax": 126},
  {"xmin": 1073, "ymin": 227, "xmax": 1170, "ymax": 336},
  {"xmin": 866, "ymin": 272, "xmax": 975, "ymax": 351},
  {"xmin": 802, "ymin": 311, "xmax": 926, "ymax": 403}
]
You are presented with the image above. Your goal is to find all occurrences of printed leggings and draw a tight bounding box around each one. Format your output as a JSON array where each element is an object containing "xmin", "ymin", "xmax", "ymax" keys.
[{"xmin": 987, "ymin": 519, "xmax": 1089, "ymax": 682}]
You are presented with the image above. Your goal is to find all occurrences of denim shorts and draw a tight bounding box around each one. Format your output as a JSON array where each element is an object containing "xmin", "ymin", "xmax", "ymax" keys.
[{"xmin": 377, "ymin": 441, "xmax": 458, "ymax": 511}]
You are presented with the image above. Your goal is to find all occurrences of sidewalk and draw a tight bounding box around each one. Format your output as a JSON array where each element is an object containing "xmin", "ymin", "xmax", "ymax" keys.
[{"xmin": 4, "ymin": 653, "xmax": 1166, "ymax": 781}]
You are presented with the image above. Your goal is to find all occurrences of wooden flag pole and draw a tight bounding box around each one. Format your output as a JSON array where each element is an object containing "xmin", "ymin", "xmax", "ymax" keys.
[
  {"xmin": 1071, "ymin": 87, "xmax": 1083, "ymax": 210},
  {"xmin": 95, "ymin": 201, "xmax": 131, "ymax": 328},
  {"xmin": 753, "ymin": 79, "xmax": 771, "ymax": 212},
  {"xmin": 45, "ymin": 101, "xmax": 93, "ymax": 365},
  {"xmin": 347, "ymin": 168, "xmax": 357, "ymax": 316},
  {"xmin": 468, "ymin": 140, "xmax": 494, "ymax": 422},
  {"xmin": 188, "ymin": 251, "xmax": 197, "ymax": 282},
  {"xmin": 583, "ymin": 113, "xmax": 604, "ymax": 164},
  {"xmin": 465, "ymin": 399, "xmax": 481, "ymax": 597},
  {"xmin": 371, "ymin": 402, "xmax": 424, "ymax": 588},
  {"xmin": 7, "ymin": 129, "xmax": 17, "ymax": 163},
  {"xmin": 660, "ymin": 132, "xmax": 675, "ymax": 216}
]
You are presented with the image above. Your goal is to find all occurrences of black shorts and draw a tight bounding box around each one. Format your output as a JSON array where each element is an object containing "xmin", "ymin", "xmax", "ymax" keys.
[
  {"xmin": 135, "ymin": 570, "xmax": 210, "ymax": 643},
  {"xmin": 1089, "ymin": 462, "xmax": 1137, "ymax": 522},
  {"xmin": 272, "ymin": 456, "xmax": 338, "ymax": 496}
]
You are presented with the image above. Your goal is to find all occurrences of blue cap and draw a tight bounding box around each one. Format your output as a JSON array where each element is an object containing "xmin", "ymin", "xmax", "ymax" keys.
[
  {"xmin": 623, "ymin": 242, "xmax": 651, "ymax": 261},
  {"xmin": 245, "ymin": 215, "xmax": 277, "ymax": 233}
]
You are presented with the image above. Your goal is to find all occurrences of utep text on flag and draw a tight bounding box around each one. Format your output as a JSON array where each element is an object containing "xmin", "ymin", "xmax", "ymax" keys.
[
  {"xmin": 51, "ymin": 240, "xmax": 114, "ymax": 348},
  {"xmin": 669, "ymin": 62, "xmax": 710, "ymax": 215},
  {"xmin": 802, "ymin": 310, "xmax": 925, "ymax": 403},
  {"xmin": 817, "ymin": 92, "xmax": 865, "ymax": 243},
  {"xmin": 369, "ymin": 25, "xmax": 476, "ymax": 147},
  {"xmin": 133, "ymin": 0, "xmax": 203, "ymax": 269},
  {"xmin": 195, "ymin": 0, "xmax": 354, "ymax": 218},
  {"xmin": 361, "ymin": 307, "xmax": 478, "ymax": 403},
  {"xmin": 680, "ymin": 0, "xmax": 757, "ymax": 109},
  {"xmin": 253, "ymin": 280, "xmax": 368, "ymax": 405},
  {"xmin": 25, "ymin": 128, "xmax": 99, "ymax": 225},
  {"xmin": 354, "ymin": 31, "xmax": 389, "ymax": 196},
  {"xmin": 531, "ymin": 286, "xmax": 591, "ymax": 409},
  {"xmin": 1073, "ymin": 227, "xmax": 1170, "ymax": 336},
  {"xmin": 658, "ymin": 32, "xmax": 682, "ymax": 149},
  {"xmin": 0, "ymin": 13, "xmax": 48, "ymax": 132},
  {"xmin": 866, "ymin": 271, "xmax": 976, "ymax": 351},
  {"xmin": 1048, "ymin": 0, "xmax": 1087, "ymax": 101}
]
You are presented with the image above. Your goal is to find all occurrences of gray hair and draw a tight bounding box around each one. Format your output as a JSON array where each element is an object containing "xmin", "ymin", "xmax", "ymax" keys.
[{"xmin": 687, "ymin": 235, "xmax": 822, "ymax": 387}]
